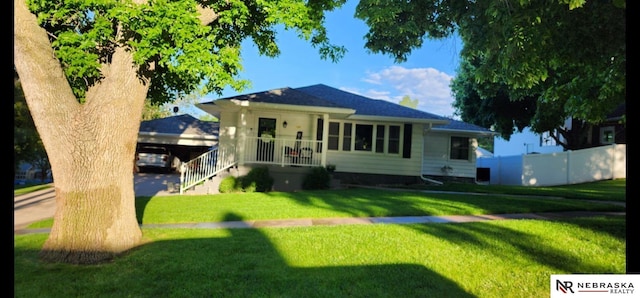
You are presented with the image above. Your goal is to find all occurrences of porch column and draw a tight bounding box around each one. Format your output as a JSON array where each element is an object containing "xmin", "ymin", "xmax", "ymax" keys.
[
  {"xmin": 237, "ymin": 108, "xmax": 247, "ymax": 165},
  {"xmin": 321, "ymin": 113, "xmax": 329, "ymax": 166}
]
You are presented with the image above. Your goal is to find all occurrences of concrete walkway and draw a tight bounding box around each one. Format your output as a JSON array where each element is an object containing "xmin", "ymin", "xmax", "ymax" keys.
[{"xmin": 14, "ymin": 177, "xmax": 626, "ymax": 234}]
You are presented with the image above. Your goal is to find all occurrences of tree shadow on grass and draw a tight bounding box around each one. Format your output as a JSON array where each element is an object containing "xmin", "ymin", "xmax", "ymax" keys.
[
  {"xmin": 406, "ymin": 216, "xmax": 625, "ymax": 274},
  {"xmin": 14, "ymin": 212, "xmax": 474, "ymax": 297},
  {"xmin": 135, "ymin": 196, "xmax": 152, "ymax": 224}
]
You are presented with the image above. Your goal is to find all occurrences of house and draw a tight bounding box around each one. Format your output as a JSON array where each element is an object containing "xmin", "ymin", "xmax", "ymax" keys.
[{"xmin": 193, "ymin": 84, "xmax": 496, "ymax": 191}]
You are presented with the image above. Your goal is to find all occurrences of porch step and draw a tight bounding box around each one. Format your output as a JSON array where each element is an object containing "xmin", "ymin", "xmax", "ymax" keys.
[
  {"xmin": 187, "ymin": 178, "xmax": 219, "ymax": 195},
  {"xmin": 184, "ymin": 167, "xmax": 240, "ymax": 195}
]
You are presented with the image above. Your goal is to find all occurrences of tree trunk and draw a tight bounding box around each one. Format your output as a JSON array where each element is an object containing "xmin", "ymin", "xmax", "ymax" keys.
[{"xmin": 14, "ymin": 0, "xmax": 147, "ymax": 264}]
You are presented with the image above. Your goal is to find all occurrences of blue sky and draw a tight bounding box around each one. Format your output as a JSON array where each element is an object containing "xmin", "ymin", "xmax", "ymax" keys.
[{"xmin": 192, "ymin": 0, "xmax": 463, "ymax": 119}]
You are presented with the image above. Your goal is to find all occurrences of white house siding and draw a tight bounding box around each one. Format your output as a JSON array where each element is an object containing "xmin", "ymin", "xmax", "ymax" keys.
[
  {"xmin": 326, "ymin": 150, "xmax": 421, "ymax": 176},
  {"xmin": 215, "ymin": 113, "xmax": 239, "ymax": 164},
  {"xmin": 422, "ymin": 131, "xmax": 478, "ymax": 179},
  {"xmin": 237, "ymin": 111, "xmax": 316, "ymax": 141}
]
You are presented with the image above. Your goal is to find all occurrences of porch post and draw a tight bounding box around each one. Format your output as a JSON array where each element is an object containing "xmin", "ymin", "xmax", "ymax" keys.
[
  {"xmin": 237, "ymin": 108, "xmax": 247, "ymax": 165},
  {"xmin": 321, "ymin": 113, "xmax": 329, "ymax": 166}
]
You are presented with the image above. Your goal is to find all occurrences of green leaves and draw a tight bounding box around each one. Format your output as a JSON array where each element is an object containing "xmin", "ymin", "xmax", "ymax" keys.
[
  {"xmin": 359, "ymin": 0, "xmax": 625, "ymax": 137},
  {"xmin": 26, "ymin": 0, "xmax": 346, "ymax": 103}
]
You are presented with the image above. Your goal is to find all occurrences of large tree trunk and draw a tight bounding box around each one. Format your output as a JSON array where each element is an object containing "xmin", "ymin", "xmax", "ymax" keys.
[{"xmin": 14, "ymin": 0, "xmax": 147, "ymax": 264}]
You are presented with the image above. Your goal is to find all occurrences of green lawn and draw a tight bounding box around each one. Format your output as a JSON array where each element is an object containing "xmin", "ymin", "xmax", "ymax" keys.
[{"xmin": 14, "ymin": 179, "xmax": 626, "ymax": 297}]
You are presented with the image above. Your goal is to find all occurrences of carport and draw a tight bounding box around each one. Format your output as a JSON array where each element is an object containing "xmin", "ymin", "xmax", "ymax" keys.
[{"xmin": 137, "ymin": 114, "xmax": 219, "ymax": 163}]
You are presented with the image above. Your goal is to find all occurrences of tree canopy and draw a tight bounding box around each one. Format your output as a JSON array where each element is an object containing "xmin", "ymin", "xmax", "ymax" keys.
[
  {"xmin": 356, "ymin": 0, "xmax": 625, "ymax": 130},
  {"xmin": 28, "ymin": 0, "xmax": 347, "ymax": 104}
]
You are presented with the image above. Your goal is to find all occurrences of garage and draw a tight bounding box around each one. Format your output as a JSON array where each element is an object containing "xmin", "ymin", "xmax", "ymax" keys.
[{"xmin": 137, "ymin": 114, "xmax": 219, "ymax": 171}]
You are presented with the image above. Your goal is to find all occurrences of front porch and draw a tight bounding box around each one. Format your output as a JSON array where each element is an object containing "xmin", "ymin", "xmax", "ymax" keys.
[
  {"xmin": 179, "ymin": 136, "xmax": 326, "ymax": 194},
  {"xmin": 239, "ymin": 136, "xmax": 323, "ymax": 167}
]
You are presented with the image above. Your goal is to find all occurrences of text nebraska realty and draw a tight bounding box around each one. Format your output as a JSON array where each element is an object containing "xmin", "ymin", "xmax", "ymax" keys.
[{"xmin": 557, "ymin": 280, "xmax": 634, "ymax": 294}]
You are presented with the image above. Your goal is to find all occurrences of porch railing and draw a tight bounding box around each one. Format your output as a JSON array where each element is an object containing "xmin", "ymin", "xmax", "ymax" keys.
[
  {"xmin": 244, "ymin": 136, "xmax": 322, "ymax": 167},
  {"xmin": 179, "ymin": 146, "xmax": 237, "ymax": 194}
]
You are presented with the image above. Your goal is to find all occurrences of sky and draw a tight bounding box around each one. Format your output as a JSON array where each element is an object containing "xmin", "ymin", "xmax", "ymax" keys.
[{"xmin": 189, "ymin": 0, "xmax": 463, "ymax": 119}]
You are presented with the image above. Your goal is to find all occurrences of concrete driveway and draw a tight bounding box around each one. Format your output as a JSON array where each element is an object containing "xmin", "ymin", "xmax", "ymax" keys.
[
  {"xmin": 133, "ymin": 172, "xmax": 181, "ymax": 196},
  {"xmin": 14, "ymin": 173, "xmax": 181, "ymax": 231}
]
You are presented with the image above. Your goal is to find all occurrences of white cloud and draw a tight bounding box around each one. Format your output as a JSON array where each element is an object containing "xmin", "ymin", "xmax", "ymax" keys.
[{"xmin": 357, "ymin": 66, "xmax": 457, "ymax": 118}]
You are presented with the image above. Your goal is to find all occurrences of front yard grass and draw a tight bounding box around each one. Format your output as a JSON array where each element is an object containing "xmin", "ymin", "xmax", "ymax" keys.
[
  {"xmin": 15, "ymin": 216, "xmax": 625, "ymax": 297},
  {"xmin": 14, "ymin": 178, "xmax": 626, "ymax": 297}
]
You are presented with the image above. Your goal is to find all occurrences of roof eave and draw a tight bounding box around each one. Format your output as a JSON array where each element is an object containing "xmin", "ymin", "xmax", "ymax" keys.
[
  {"xmin": 347, "ymin": 114, "xmax": 450, "ymax": 124},
  {"xmin": 138, "ymin": 131, "xmax": 218, "ymax": 140},
  {"xmin": 430, "ymin": 128, "xmax": 498, "ymax": 136},
  {"xmin": 198, "ymin": 100, "xmax": 354, "ymax": 115}
]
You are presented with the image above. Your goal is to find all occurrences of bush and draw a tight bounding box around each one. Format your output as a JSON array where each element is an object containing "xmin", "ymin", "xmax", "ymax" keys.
[
  {"xmin": 302, "ymin": 166, "xmax": 331, "ymax": 190},
  {"xmin": 218, "ymin": 176, "xmax": 241, "ymax": 193},
  {"xmin": 241, "ymin": 166, "xmax": 274, "ymax": 192}
]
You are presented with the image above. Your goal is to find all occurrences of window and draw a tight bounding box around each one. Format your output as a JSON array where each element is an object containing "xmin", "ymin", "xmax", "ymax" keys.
[
  {"xmin": 600, "ymin": 126, "xmax": 615, "ymax": 144},
  {"xmin": 450, "ymin": 136, "xmax": 470, "ymax": 160},
  {"xmin": 343, "ymin": 123, "xmax": 352, "ymax": 151},
  {"xmin": 326, "ymin": 122, "xmax": 407, "ymax": 155},
  {"xmin": 355, "ymin": 124, "xmax": 373, "ymax": 151},
  {"xmin": 328, "ymin": 122, "xmax": 340, "ymax": 150},
  {"xmin": 389, "ymin": 125, "xmax": 400, "ymax": 154}
]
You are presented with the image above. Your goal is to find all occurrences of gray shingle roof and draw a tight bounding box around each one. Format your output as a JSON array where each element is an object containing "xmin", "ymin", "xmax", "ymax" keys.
[
  {"xmin": 208, "ymin": 83, "xmax": 494, "ymax": 134},
  {"xmin": 139, "ymin": 114, "xmax": 218, "ymax": 136},
  {"xmin": 216, "ymin": 87, "xmax": 344, "ymax": 108},
  {"xmin": 432, "ymin": 118, "xmax": 495, "ymax": 133},
  {"xmin": 295, "ymin": 84, "xmax": 449, "ymax": 121}
]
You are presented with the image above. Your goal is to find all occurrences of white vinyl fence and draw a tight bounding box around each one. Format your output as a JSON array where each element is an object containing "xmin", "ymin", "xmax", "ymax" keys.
[{"xmin": 477, "ymin": 144, "xmax": 626, "ymax": 186}]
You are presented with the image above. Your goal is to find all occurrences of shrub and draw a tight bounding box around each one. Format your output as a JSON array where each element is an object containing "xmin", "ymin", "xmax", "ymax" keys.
[
  {"xmin": 218, "ymin": 176, "xmax": 241, "ymax": 193},
  {"xmin": 302, "ymin": 166, "xmax": 331, "ymax": 190},
  {"xmin": 241, "ymin": 166, "xmax": 273, "ymax": 192}
]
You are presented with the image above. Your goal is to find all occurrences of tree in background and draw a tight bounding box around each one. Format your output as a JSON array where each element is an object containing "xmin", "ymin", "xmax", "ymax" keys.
[
  {"xmin": 14, "ymin": 0, "xmax": 345, "ymax": 264},
  {"xmin": 451, "ymin": 56, "xmax": 599, "ymax": 151},
  {"xmin": 398, "ymin": 95, "xmax": 418, "ymax": 109},
  {"xmin": 14, "ymin": 69, "xmax": 50, "ymax": 179},
  {"xmin": 356, "ymin": 0, "xmax": 625, "ymax": 139}
]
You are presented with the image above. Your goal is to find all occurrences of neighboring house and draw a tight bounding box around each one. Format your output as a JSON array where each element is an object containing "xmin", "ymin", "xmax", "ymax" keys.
[
  {"xmin": 195, "ymin": 84, "xmax": 496, "ymax": 188},
  {"xmin": 137, "ymin": 114, "xmax": 219, "ymax": 163},
  {"xmin": 491, "ymin": 103, "xmax": 625, "ymax": 157},
  {"xmin": 14, "ymin": 162, "xmax": 53, "ymax": 185},
  {"xmin": 589, "ymin": 103, "xmax": 625, "ymax": 146}
]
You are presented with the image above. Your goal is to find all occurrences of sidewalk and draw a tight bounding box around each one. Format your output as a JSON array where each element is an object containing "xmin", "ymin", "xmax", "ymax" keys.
[{"xmin": 14, "ymin": 179, "xmax": 626, "ymax": 234}]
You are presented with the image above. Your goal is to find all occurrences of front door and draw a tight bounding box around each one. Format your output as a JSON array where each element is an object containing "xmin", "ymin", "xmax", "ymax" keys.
[{"xmin": 257, "ymin": 117, "xmax": 276, "ymax": 161}]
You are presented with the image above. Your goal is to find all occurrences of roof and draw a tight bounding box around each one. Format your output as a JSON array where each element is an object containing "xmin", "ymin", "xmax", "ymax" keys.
[
  {"xmin": 431, "ymin": 118, "xmax": 498, "ymax": 135},
  {"xmin": 199, "ymin": 83, "xmax": 494, "ymax": 134},
  {"xmin": 205, "ymin": 84, "xmax": 449, "ymax": 121},
  {"xmin": 295, "ymin": 84, "xmax": 448, "ymax": 121},
  {"xmin": 139, "ymin": 114, "xmax": 218, "ymax": 136},
  {"xmin": 217, "ymin": 87, "xmax": 345, "ymax": 108}
]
